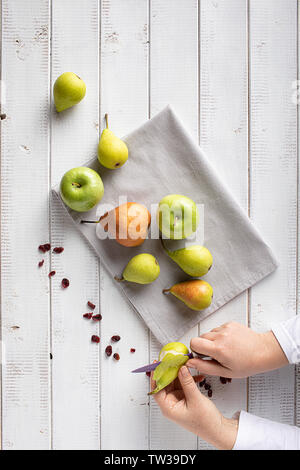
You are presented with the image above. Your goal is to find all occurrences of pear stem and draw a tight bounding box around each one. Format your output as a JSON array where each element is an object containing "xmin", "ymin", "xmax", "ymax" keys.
[
  {"xmin": 160, "ymin": 236, "xmax": 167, "ymax": 252},
  {"xmin": 80, "ymin": 219, "xmax": 100, "ymax": 224},
  {"xmin": 81, "ymin": 212, "xmax": 107, "ymax": 224},
  {"xmin": 105, "ymin": 113, "xmax": 109, "ymax": 129},
  {"xmin": 162, "ymin": 288, "xmax": 171, "ymax": 295},
  {"xmin": 114, "ymin": 276, "xmax": 124, "ymax": 282}
]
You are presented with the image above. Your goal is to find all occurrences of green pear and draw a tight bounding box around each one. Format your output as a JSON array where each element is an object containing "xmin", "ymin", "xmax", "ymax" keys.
[
  {"xmin": 115, "ymin": 253, "xmax": 160, "ymax": 285},
  {"xmin": 163, "ymin": 279, "xmax": 213, "ymax": 311},
  {"xmin": 157, "ymin": 194, "xmax": 199, "ymax": 239},
  {"xmin": 53, "ymin": 72, "xmax": 86, "ymax": 112},
  {"xmin": 161, "ymin": 239, "xmax": 213, "ymax": 277},
  {"xmin": 98, "ymin": 114, "xmax": 128, "ymax": 169},
  {"xmin": 149, "ymin": 342, "xmax": 189, "ymax": 395}
]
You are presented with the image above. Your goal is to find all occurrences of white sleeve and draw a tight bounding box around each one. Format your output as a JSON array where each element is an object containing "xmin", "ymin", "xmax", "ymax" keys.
[
  {"xmin": 233, "ymin": 316, "xmax": 300, "ymax": 450},
  {"xmin": 233, "ymin": 411, "xmax": 300, "ymax": 450},
  {"xmin": 271, "ymin": 315, "xmax": 300, "ymax": 364}
]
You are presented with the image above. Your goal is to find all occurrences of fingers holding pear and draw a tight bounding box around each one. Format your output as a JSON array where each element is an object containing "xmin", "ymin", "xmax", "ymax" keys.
[
  {"xmin": 98, "ymin": 114, "xmax": 128, "ymax": 169},
  {"xmin": 149, "ymin": 342, "xmax": 189, "ymax": 395},
  {"xmin": 54, "ymin": 72, "xmax": 86, "ymax": 112},
  {"xmin": 115, "ymin": 253, "xmax": 160, "ymax": 285},
  {"xmin": 163, "ymin": 279, "xmax": 213, "ymax": 311}
]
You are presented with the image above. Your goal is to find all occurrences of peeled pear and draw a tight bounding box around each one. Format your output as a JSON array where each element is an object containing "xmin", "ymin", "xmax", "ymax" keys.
[
  {"xmin": 115, "ymin": 254, "xmax": 160, "ymax": 285},
  {"xmin": 161, "ymin": 239, "xmax": 213, "ymax": 277},
  {"xmin": 163, "ymin": 279, "xmax": 213, "ymax": 311},
  {"xmin": 149, "ymin": 342, "xmax": 189, "ymax": 395},
  {"xmin": 98, "ymin": 114, "xmax": 128, "ymax": 169},
  {"xmin": 53, "ymin": 72, "xmax": 86, "ymax": 112}
]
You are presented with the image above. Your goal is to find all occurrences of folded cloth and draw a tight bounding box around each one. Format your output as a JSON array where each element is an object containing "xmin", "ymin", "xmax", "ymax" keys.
[{"xmin": 52, "ymin": 106, "xmax": 277, "ymax": 345}]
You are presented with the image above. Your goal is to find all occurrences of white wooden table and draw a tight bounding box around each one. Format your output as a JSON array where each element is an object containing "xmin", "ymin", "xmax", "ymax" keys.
[{"xmin": 0, "ymin": 0, "xmax": 299, "ymax": 450}]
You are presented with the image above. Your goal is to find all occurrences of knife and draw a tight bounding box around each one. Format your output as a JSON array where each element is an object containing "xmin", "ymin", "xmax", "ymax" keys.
[{"xmin": 131, "ymin": 352, "xmax": 210, "ymax": 373}]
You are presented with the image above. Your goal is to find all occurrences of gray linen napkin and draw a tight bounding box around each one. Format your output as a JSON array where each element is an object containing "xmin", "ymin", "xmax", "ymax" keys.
[{"xmin": 52, "ymin": 106, "xmax": 277, "ymax": 344}]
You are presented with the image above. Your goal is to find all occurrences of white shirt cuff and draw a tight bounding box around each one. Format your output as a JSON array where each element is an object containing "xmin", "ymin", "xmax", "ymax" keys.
[
  {"xmin": 233, "ymin": 410, "xmax": 300, "ymax": 450},
  {"xmin": 272, "ymin": 316, "xmax": 300, "ymax": 364}
]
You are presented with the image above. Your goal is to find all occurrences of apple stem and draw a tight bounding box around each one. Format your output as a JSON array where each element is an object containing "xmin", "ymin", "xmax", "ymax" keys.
[
  {"xmin": 72, "ymin": 182, "xmax": 81, "ymax": 188},
  {"xmin": 114, "ymin": 276, "xmax": 124, "ymax": 282},
  {"xmin": 162, "ymin": 288, "xmax": 171, "ymax": 295},
  {"xmin": 105, "ymin": 113, "xmax": 109, "ymax": 129}
]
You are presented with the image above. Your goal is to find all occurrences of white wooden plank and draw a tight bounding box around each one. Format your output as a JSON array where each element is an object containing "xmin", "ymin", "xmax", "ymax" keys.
[
  {"xmin": 0, "ymin": 0, "xmax": 50, "ymax": 449},
  {"xmin": 100, "ymin": 0, "xmax": 150, "ymax": 450},
  {"xmin": 149, "ymin": 0, "xmax": 199, "ymax": 450},
  {"xmin": 296, "ymin": 0, "xmax": 300, "ymax": 430},
  {"xmin": 249, "ymin": 0, "xmax": 297, "ymax": 424},
  {"xmin": 198, "ymin": 0, "xmax": 248, "ymax": 449},
  {"xmin": 50, "ymin": 0, "xmax": 100, "ymax": 450}
]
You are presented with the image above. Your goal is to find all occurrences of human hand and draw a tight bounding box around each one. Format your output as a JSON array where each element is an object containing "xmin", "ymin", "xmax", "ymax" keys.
[
  {"xmin": 187, "ymin": 322, "xmax": 288, "ymax": 378},
  {"xmin": 151, "ymin": 364, "xmax": 238, "ymax": 450}
]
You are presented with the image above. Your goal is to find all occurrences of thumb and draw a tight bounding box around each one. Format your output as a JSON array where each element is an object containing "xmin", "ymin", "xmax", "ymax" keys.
[{"xmin": 178, "ymin": 366, "xmax": 200, "ymax": 404}]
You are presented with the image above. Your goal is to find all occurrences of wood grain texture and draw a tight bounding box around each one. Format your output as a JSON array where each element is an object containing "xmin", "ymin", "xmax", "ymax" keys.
[
  {"xmin": 296, "ymin": 0, "xmax": 300, "ymax": 430},
  {"xmin": 248, "ymin": 0, "xmax": 297, "ymax": 424},
  {"xmin": 0, "ymin": 0, "xmax": 50, "ymax": 449},
  {"xmin": 149, "ymin": 0, "xmax": 199, "ymax": 450},
  {"xmin": 100, "ymin": 0, "xmax": 150, "ymax": 450},
  {"xmin": 50, "ymin": 0, "xmax": 101, "ymax": 450},
  {"xmin": 198, "ymin": 0, "xmax": 248, "ymax": 449}
]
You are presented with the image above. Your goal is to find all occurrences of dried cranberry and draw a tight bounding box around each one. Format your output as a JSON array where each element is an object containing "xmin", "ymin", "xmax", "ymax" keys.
[
  {"xmin": 199, "ymin": 380, "xmax": 206, "ymax": 388},
  {"xmin": 204, "ymin": 383, "xmax": 211, "ymax": 390},
  {"xmin": 105, "ymin": 345, "xmax": 112, "ymax": 357},
  {"xmin": 61, "ymin": 278, "xmax": 69, "ymax": 288},
  {"xmin": 92, "ymin": 314, "xmax": 102, "ymax": 321},
  {"xmin": 48, "ymin": 271, "xmax": 56, "ymax": 278},
  {"xmin": 146, "ymin": 371, "xmax": 151, "ymax": 377},
  {"xmin": 39, "ymin": 243, "xmax": 51, "ymax": 253},
  {"xmin": 130, "ymin": 348, "xmax": 136, "ymax": 353},
  {"xmin": 111, "ymin": 335, "xmax": 121, "ymax": 342},
  {"xmin": 53, "ymin": 247, "xmax": 64, "ymax": 254},
  {"xmin": 220, "ymin": 376, "xmax": 227, "ymax": 384},
  {"xmin": 38, "ymin": 260, "xmax": 44, "ymax": 268},
  {"xmin": 113, "ymin": 353, "xmax": 120, "ymax": 361},
  {"xmin": 91, "ymin": 335, "xmax": 100, "ymax": 343},
  {"xmin": 87, "ymin": 301, "xmax": 95, "ymax": 310},
  {"xmin": 208, "ymin": 390, "xmax": 213, "ymax": 398},
  {"xmin": 83, "ymin": 313, "xmax": 93, "ymax": 319},
  {"xmin": 227, "ymin": 378, "xmax": 232, "ymax": 383}
]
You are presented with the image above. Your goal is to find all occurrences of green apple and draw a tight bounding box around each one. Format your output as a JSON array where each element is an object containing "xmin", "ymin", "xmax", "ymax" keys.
[
  {"xmin": 157, "ymin": 194, "xmax": 199, "ymax": 239},
  {"xmin": 60, "ymin": 167, "xmax": 104, "ymax": 212},
  {"xmin": 54, "ymin": 72, "xmax": 86, "ymax": 112}
]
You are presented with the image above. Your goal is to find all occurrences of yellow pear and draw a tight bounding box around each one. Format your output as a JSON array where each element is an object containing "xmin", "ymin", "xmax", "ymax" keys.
[
  {"xmin": 53, "ymin": 72, "xmax": 86, "ymax": 112},
  {"xmin": 161, "ymin": 239, "xmax": 213, "ymax": 277},
  {"xmin": 163, "ymin": 279, "xmax": 213, "ymax": 311},
  {"xmin": 115, "ymin": 254, "xmax": 160, "ymax": 285},
  {"xmin": 98, "ymin": 114, "xmax": 128, "ymax": 169}
]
